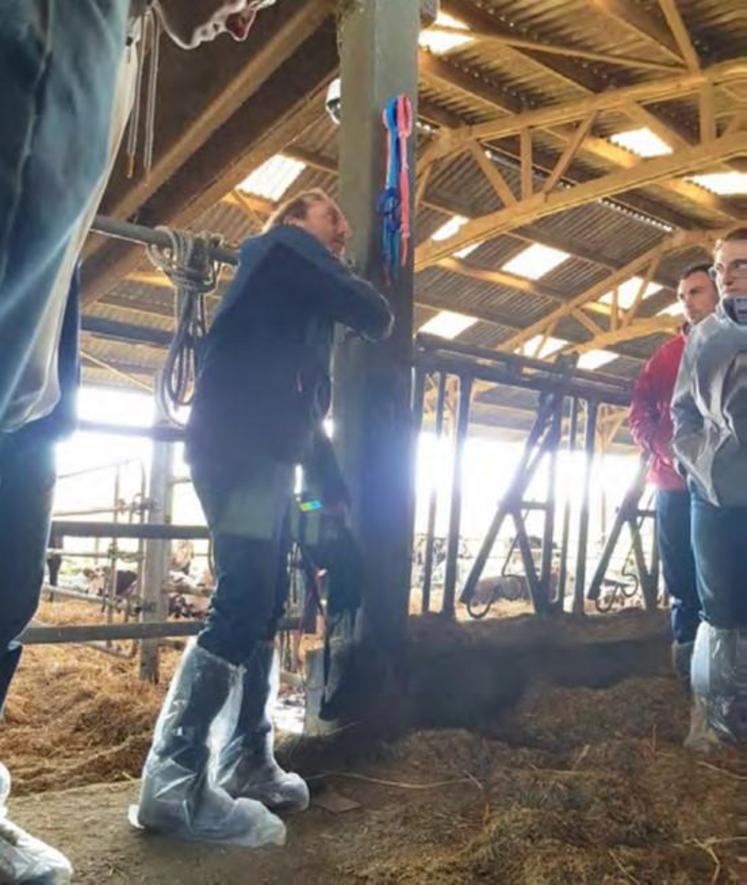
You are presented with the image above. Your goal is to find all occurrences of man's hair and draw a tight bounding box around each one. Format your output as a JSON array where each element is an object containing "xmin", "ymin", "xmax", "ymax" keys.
[
  {"xmin": 264, "ymin": 188, "xmax": 330, "ymax": 231},
  {"xmin": 715, "ymin": 227, "xmax": 747, "ymax": 250},
  {"xmin": 680, "ymin": 262, "xmax": 713, "ymax": 284}
]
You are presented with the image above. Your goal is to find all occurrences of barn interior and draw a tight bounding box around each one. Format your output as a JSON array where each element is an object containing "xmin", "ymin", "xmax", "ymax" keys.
[{"xmin": 2, "ymin": 1, "xmax": 746, "ymax": 882}]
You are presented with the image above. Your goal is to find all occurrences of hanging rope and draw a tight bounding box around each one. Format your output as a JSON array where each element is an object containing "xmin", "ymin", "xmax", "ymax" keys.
[
  {"xmin": 147, "ymin": 229, "xmax": 225, "ymax": 425},
  {"xmin": 125, "ymin": 5, "xmax": 162, "ymax": 179},
  {"xmin": 378, "ymin": 94, "xmax": 413, "ymax": 285}
]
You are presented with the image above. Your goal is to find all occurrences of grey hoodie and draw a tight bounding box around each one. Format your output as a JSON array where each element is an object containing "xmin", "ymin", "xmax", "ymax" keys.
[{"xmin": 672, "ymin": 302, "xmax": 747, "ymax": 507}]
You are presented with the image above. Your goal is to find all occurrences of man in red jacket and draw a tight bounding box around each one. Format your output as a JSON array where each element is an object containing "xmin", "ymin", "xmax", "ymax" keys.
[{"xmin": 629, "ymin": 264, "xmax": 718, "ymax": 683}]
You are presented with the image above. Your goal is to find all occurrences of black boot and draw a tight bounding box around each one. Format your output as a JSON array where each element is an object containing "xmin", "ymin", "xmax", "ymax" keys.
[
  {"xmin": 133, "ymin": 640, "xmax": 286, "ymax": 845},
  {"xmin": 216, "ymin": 642, "xmax": 309, "ymax": 812}
]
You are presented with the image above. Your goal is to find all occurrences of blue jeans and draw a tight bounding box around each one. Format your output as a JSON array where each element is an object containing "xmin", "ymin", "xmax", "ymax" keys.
[
  {"xmin": 0, "ymin": 431, "xmax": 56, "ymax": 712},
  {"xmin": 657, "ymin": 489, "xmax": 700, "ymax": 644},
  {"xmin": 190, "ymin": 458, "xmax": 295, "ymax": 667},
  {"xmin": 0, "ymin": 1, "xmax": 127, "ymax": 427},
  {"xmin": 690, "ymin": 486, "xmax": 747, "ymax": 629}
]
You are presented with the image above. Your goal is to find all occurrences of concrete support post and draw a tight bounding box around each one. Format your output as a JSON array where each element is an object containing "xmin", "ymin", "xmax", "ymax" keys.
[
  {"xmin": 335, "ymin": 0, "xmax": 420, "ymax": 654},
  {"xmin": 139, "ymin": 425, "xmax": 174, "ymax": 682}
]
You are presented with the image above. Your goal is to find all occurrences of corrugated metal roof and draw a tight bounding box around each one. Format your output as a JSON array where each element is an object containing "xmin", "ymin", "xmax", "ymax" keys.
[{"xmin": 82, "ymin": 0, "xmax": 742, "ymax": 435}]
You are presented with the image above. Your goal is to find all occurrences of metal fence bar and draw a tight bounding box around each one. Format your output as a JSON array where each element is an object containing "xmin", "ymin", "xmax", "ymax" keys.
[
  {"xmin": 443, "ymin": 375, "xmax": 472, "ymax": 616},
  {"xmin": 421, "ymin": 371, "xmax": 447, "ymax": 613},
  {"xmin": 91, "ymin": 215, "xmax": 238, "ymax": 266},
  {"xmin": 21, "ymin": 618, "xmax": 298, "ymax": 645},
  {"xmin": 573, "ymin": 400, "xmax": 599, "ymax": 614},
  {"xmin": 51, "ymin": 520, "xmax": 210, "ymax": 540},
  {"xmin": 556, "ymin": 396, "xmax": 580, "ymax": 609}
]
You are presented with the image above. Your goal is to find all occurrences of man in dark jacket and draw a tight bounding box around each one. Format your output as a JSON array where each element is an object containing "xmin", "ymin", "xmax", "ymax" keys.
[
  {"xmin": 629, "ymin": 264, "xmax": 718, "ymax": 682},
  {"xmin": 134, "ymin": 189, "xmax": 393, "ymax": 846}
]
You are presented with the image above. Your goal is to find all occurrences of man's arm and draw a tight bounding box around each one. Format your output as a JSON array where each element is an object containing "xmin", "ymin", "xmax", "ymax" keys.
[
  {"xmin": 267, "ymin": 226, "xmax": 394, "ymax": 341},
  {"xmin": 671, "ymin": 340, "xmax": 703, "ymax": 477},
  {"xmin": 628, "ymin": 354, "xmax": 661, "ymax": 454}
]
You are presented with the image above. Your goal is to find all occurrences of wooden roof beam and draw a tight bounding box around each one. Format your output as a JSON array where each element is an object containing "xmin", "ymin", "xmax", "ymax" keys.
[
  {"xmin": 497, "ymin": 230, "xmax": 707, "ymax": 352},
  {"xmin": 656, "ymin": 0, "xmax": 701, "ymax": 72},
  {"xmin": 415, "ymin": 133, "xmax": 744, "ymax": 270},
  {"xmin": 425, "ymin": 24, "xmax": 682, "ymax": 73},
  {"xmin": 423, "ymin": 59, "xmax": 745, "ymax": 163},
  {"xmin": 587, "ymin": 0, "xmax": 686, "ymax": 65}
]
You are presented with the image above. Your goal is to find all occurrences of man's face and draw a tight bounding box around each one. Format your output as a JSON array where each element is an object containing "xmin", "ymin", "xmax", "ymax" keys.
[
  {"xmin": 290, "ymin": 198, "xmax": 351, "ymax": 258},
  {"xmin": 713, "ymin": 240, "xmax": 747, "ymax": 299},
  {"xmin": 156, "ymin": 1, "xmax": 258, "ymax": 50},
  {"xmin": 677, "ymin": 270, "xmax": 719, "ymax": 325}
]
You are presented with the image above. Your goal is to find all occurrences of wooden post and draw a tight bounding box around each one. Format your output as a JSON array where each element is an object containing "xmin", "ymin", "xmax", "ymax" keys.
[{"xmin": 335, "ymin": 0, "xmax": 420, "ymax": 654}]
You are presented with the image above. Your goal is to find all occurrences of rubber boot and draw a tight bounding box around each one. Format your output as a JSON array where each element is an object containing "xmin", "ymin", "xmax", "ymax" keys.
[
  {"xmin": 0, "ymin": 763, "xmax": 73, "ymax": 883},
  {"xmin": 132, "ymin": 640, "xmax": 286, "ymax": 846},
  {"xmin": 215, "ymin": 641, "xmax": 309, "ymax": 812}
]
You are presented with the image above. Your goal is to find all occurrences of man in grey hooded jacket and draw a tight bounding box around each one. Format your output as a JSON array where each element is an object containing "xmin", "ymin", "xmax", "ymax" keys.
[{"xmin": 672, "ymin": 227, "xmax": 747, "ymax": 748}]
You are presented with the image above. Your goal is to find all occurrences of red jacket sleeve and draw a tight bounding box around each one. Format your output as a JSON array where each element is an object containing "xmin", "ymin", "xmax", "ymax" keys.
[{"xmin": 628, "ymin": 353, "xmax": 661, "ymax": 453}]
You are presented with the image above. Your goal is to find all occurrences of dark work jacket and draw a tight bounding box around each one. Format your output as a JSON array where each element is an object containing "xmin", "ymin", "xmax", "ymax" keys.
[{"xmin": 186, "ymin": 225, "xmax": 393, "ymax": 490}]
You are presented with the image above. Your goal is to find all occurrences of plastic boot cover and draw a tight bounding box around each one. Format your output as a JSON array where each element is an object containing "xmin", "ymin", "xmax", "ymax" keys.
[
  {"xmin": 132, "ymin": 640, "xmax": 286, "ymax": 847},
  {"xmin": 215, "ymin": 642, "xmax": 309, "ymax": 812},
  {"xmin": 671, "ymin": 641, "xmax": 695, "ymax": 688},
  {"xmin": 0, "ymin": 763, "xmax": 73, "ymax": 884},
  {"xmin": 686, "ymin": 623, "xmax": 747, "ymax": 750}
]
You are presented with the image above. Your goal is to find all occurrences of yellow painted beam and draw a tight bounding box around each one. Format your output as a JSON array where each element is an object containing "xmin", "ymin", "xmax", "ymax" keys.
[
  {"xmin": 657, "ymin": 0, "xmax": 701, "ymax": 72},
  {"xmin": 568, "ymin": 315, "xmax": 679, "ymax": 353},
  {"xmin": 424, "ymin": 24, "xmax": 683, "ymax": 73},
  {"xmin": 423, "ymin": 60, "xmax": 745, "ymax": 164},
  {"xmin": 415, "ymin": 132, "xmax": 745, "ymax": 270}
]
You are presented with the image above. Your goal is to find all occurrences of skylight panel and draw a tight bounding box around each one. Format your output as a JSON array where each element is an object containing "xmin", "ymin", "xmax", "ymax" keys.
[
  {"xmin": 453, "ymin": 241, "xmax": 482, "ymax": 259},
  {"xmin": 577, "ymin": 350, "xmax": 617, "ymax": 370},
  {"xmin": 520, "ymin": 335, "xmax": 569, "ymax": 360},
  {"xmin": 657, "ymin": 302, "xmax": 683, "ymax": 317},
  {"xmin": 686, "ymin": 172, "xmax": 747, "ymax": 195},
  {"xmin": 418, "ymin": 11, "xmax": 472, "ymax": 54},
  {"xmin": 501, "ymin": 244, "xmax": 570, "ymax": 280},
  {"xmin": 431, "ymin": 215, "xmax": 467, "ymax": 242},
  {"xmin": 419, "ymin": 311, "xmax": 477, "ymax": 339},
  {"xmin": 609, "ymin": 128, "xmax": 673, "ymax": 158},
  {"xmin": 598, "ymin": 276, "xmax": 661, "ymax": 310},
  {"xmin": 238, "ymin": 154, "xmax": 305, "ymax": 201}
]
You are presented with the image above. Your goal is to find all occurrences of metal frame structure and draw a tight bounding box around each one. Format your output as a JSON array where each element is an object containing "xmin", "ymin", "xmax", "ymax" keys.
[
  {"xmin": 586, "ymin": 454, "xmax": 660, "ymax": 611},
  {"xmin": 412, "ymin": 333, "xmax": 633, "ymax": 618}
]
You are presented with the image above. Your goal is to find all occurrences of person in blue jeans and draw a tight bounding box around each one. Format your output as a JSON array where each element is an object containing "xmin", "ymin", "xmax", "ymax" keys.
[
  {"xmin": 672, "ymin": 227, "xmax": 747, "ymax": 750},
  {"xmin": 629, "ymin": 265, "xmax": 718, "ymax": 684},
  {"xmin": 0, "ymin": 3, "xmax": 272, "ymax": 879},
  {"xmin": 133, "ymin": 189, "xmax": 393, "ymax": 846}
]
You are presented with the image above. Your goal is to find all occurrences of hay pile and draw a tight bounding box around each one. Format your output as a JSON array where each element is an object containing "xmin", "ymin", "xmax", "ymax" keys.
[
  {"xmin": 0, "ymin": 601, "xmax": 176, "ymax": 795},
  {"xmin": 350, "ymin": 677, "xmax": 741, "ymax": 884}
]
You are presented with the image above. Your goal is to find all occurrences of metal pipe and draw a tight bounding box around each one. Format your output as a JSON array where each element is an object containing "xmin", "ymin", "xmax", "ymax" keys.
[
  {"xmin": 51, "ymin": 520, "xmax": 210, "ymax": 540},
  {"xmin": 422, "ymin": 371, "xmax": 447, "ymax": 613},
  {"xmin": 416, "ymin": 352, "xmax": 629, "ymax": 407},
  {"xmin": 43, "ymin": 584, "xmax": 128, "ymax": 609},
  {"xmin": 538, "ymin": 394, "xmax": 564, "ymax": 614},
  {"xmin": 21, "ymin": 618, "xmax": 298, "ymax": 645},
  {"xmin": 556, "ymin": 397, "xmax": 580, "ymax": 608},
  {"xmin": 573, "ymin": 400, "xmax": 598, "ymax": 614},
  {"xmin": 76, "ymin": 420, "xmax": 185, "ymax": 442},
  {"xmin": 416, "ymin": 333, "xmax": 631, "ymax": 391},
  {"xmin": 91, "ymin": 215, "xmax": 238, "ymax": 266},
  {"xmin": 57, "ymin": 457, "xmax": 145, "ymax": 481},
  {"xmin": 443, "ymin": 375, "xmax": 472, "ymax": 616}
]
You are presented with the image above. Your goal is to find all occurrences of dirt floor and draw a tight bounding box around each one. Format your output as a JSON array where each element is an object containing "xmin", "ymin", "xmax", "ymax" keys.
[{"xmin": 2, "ymin": 604, "xmax": 743, "ymax": 883}]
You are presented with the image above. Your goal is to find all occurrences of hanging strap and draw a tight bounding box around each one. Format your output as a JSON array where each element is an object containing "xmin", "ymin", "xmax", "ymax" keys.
[
  {"xmin": 378, "ymin": 97, "xmax": 402, "ymax": 284},
  {"xmin": 396, "ymin": 94, "xmax": 413, "ymax": 266}
]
